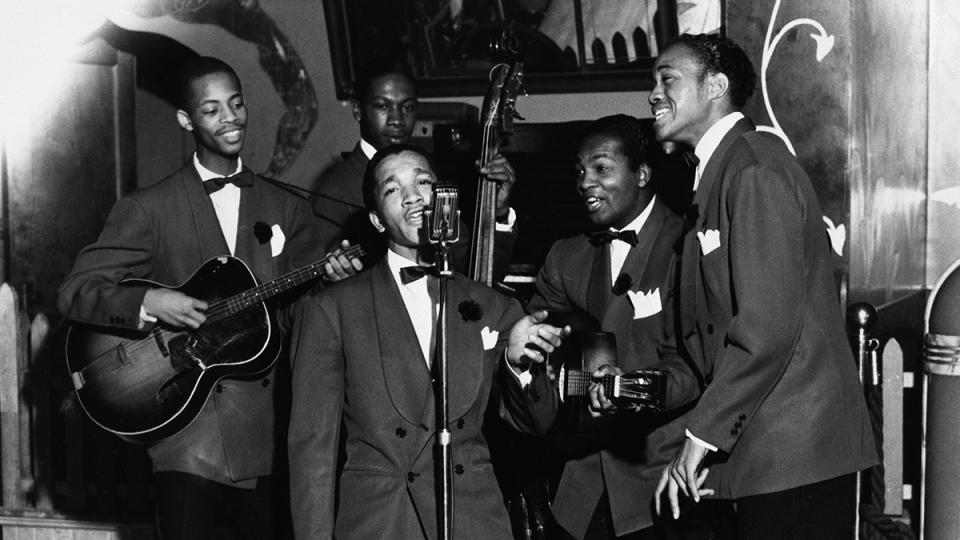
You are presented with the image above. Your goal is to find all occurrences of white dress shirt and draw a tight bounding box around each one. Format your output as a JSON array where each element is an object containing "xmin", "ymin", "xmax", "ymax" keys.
[
  {"xmin": 386, "ymin": 249, "xmax": 438, "ymax": 365},
  {"xmin": 692, "ymin": 112, "xmax": 744, "ymax": 192},
  {"xmin": 194, "ymin": 153, "xmax": 244, "ymax": 255},
  {"xmin": 608, "ymin": 196, "xmax": 656, "ymax": 284}
]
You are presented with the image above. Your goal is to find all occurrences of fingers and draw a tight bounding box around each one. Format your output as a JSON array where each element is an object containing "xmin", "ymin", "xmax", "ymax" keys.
[
  {"xmin": 477, "ymin": 154, "xmax": 515, "ymax": 183},
  {"xmin": 654, "ymin": 467, "xmax": 669, "ymax": 516},
  {"xmin": 668, "ymin": 475, "xmax": 681, "ymax": 520}
]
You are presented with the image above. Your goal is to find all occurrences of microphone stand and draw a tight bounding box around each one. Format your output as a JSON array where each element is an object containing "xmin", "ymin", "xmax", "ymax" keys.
[{"xmin": 424, "ymin": 187, "xmax": 460, "ymax": 540}]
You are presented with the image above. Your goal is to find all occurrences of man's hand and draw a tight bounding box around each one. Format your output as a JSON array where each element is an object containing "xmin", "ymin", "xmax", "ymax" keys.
[
  {"xmin": 654, "ymin": 438, "xmax": 715, "ymax": 519},
  {"xmin": 478, "ymin": 153, "xmax": 515, "ymax": 221},
  {"xmin": 324, "ymin": 239, "xmax": 364, "ymax": 282},
  {"xmin": 587, "ymin": 364, "xmax": 625, "ymax": 417},
  {"xmin": 142, "ymin": 288, "xmax": 208, "ymax": 329},
  {"xmin": 506, "ymin": 310, "xmax": 570, "ymax": 368}
]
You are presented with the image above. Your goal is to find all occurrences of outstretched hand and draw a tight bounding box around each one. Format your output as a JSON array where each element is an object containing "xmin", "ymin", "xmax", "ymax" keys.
[{"xmin": 506, "ymin": 310, "xmax": 570, "ymax": 368}]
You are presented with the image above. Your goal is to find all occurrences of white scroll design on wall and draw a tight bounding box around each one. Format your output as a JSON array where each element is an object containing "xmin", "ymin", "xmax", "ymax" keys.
[
  {"xmin": 758, "ymin": 0, "xmax": 835, "ymax": 156},
  {"xmin": 758, "ymin": 0, "xmax": 843, "ymax": 256}
]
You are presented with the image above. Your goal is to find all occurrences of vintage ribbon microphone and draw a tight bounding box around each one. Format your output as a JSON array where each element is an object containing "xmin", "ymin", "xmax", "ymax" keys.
[{"xmin": 422, "ymin": 185, "xmax": 460, "ymax": 540}]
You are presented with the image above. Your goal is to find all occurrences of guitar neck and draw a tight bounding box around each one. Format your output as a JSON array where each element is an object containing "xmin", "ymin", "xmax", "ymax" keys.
[
  {"xmin": 206, "ymin": 245, "xmax": 364, "ymax": 323},
  {"xmin": 563, "ymin": 369, "xmax": 620, "ymax": 399},
  {"xmin": 468, "ymin": 124, "xmax": 500, "ymax": 286},
  {"xmin": 561, "ymin": 367, "xmax": 665, "ymax": 408}
]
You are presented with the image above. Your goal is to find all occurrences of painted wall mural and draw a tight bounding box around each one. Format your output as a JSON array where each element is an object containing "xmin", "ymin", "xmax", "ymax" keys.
[
  {"xmin": 755, "ymin": 0, "xmax": 844, "ymax": 258},
  {"xmin": 128, "ymin": 0, "xmax": 319, "ymax": 179}
]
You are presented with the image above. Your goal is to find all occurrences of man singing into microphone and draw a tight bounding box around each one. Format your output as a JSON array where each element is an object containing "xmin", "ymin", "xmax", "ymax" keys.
[{"xmin": 287, "ymin": 144, "xmax": 569, "ymax": 539}]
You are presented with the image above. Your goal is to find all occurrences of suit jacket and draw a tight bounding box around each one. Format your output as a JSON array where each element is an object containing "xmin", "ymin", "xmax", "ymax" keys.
[
  {"xmin": 287, "ymin": 259, "xmax": 555, "ymax": 539},
  {"xmin": 311, "ymin": 142, "xmax": 516, "ymax": 277},
  {"xmin": 58, "ymin": 161, "xmax": 326, "ymax": 485},
  {"xmin": 660, "ymin": 117, "xmax": 878, "ymax": 498},
  {"xmin": 526, "ymin": 198, "xmax": 685, "ymax": 538}
]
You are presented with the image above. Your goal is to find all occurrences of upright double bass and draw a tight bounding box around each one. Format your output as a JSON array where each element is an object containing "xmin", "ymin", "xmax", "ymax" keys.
[{"xmin": 467, "ymin": 61, "xmax": 523, "ymax": 286}]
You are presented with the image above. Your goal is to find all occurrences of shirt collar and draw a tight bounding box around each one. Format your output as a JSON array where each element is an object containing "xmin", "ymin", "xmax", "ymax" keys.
[
  {"xmin": 693, "ymin": 111, "xmax": 744, "ymax": 191},
  {"xmin": 359, "ymin": 138, "xmax": 378, "ymax": 160},
  {"xmin": 386, "ymin": 248, "xmax": 423, "ymax": 286},
  {"xmin": 193, "ymin": 153, "xmax": 243, "ymax": 182},
  {"xmin": 612, "ymin": 195, "xmax": 656, "ymax": 234}
]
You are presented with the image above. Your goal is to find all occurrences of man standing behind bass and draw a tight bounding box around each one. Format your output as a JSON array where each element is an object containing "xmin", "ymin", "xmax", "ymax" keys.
[
  {"xmin": 526, "ymin": 115, "xmax": 709, "ymax": 539},
  {"xmin": 288, "ymin": 144, "xmax": 569, "ymax": 539},
  {"xmin": 311, "ymin": 57, "xmax": 517, "ymax": 275},
  {"xmin": 633, "ymin": 34, "xmax": 878, "ymax": 538},
  {"xmin": 58, "ymin": 56, "xmax": 359, "ymax": 539}
]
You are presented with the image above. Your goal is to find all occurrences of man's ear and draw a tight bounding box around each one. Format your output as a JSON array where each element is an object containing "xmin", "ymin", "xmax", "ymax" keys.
[
  {"xmin": 368, "ymin": 210, "xmax": 385, "ymax": 233},
  {"xmin": 637, "ymin": 164, "xmax": 652, "ymax": 189},
  {"xmin": 351, "ymin": 100, "xmax": 361, "ymax": 122},
  {"xmin": 707, "ymin": 72, "xmax": 730, "ymax": 103},
  {"xmin": 176, "ymin": 109, "xmax": 193, "ymax": 131}
]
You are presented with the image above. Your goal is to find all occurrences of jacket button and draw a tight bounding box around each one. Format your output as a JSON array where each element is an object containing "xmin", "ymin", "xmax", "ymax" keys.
[
  {"xmin": 706, "ymin": 324, "xmax": 714, "ymax": 334},
  {"xmin": 261, "ymin": 378, "xmax": 270, "ymax": 387},
  {"xmin": 735, "ymin": 421, "xmax": 742, "ymax": 428},
  {"xmin": 215, "ymin": 384, "xmax": 224, "ymax": 393},
  {"xmin": 739, "ymin": 414, "xmax": 746, "ymax": 421},
  {"xmin": 456, "ymin": 419, "xmax": 465, "ymax": 429},
  {"xmin": 454, "ymin": 465, "xmax": 464, "ymax": 475},
  {"xmin": 407, "ymin": 472, "xmax": 416, "ymax": 482},
  {"xmin": 730, "ymin": 428, "xmax": 737, "ymax": 436},
  {"xmin": 395, "ymin": 427, "xmax": 407, "ymax": 438}
]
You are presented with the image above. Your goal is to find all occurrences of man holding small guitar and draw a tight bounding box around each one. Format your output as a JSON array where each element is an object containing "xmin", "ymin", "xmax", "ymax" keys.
[
  {"xmin": 58, "ymin": 56, "xmax": 361, "ymax": 540},
  {"xmin": 525, "ymin": 115, "xmax": 713, "ymax": 539}
]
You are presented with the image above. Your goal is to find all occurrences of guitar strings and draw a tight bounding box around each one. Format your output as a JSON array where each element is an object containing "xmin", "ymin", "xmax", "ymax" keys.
[{"xmin": 112, "ymin": 245, "xmax": 364, "ymax": 362}]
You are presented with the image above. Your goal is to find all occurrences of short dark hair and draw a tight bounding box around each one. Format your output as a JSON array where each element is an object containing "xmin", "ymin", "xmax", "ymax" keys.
[
  {"xmin": 580, "ymin": 114, "xmax": 653, "ymax": 172},
  {"xmin": 362, "ymin": 144, "xmax": 438, "ymax": 211},
  {"xmin": 669, "ymin": 34, "xmax": 756, "ymax": 109},
  {"xmin": 174, "ymin": 56, "xmax": 241, "ymax": 110},
  {"xmin": 353, "ymin": 57, "xmax": 416, "ymax": 103}
]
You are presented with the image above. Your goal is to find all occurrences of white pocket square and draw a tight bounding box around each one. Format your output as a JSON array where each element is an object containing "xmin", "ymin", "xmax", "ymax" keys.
[
  {"xmin": 480, "ymin": 326, "xmax": 499, "ymax": 350},
  {"xmin": 626, "ymin": 288, "xmax": 662, "ymax": 319},
  {"xmin": 697, "ymin": 229, "xmax": 720, "ymax": 255},
  {"xmin": 270, "ymin": 224, "xmax": 285, "ymax": 257}
]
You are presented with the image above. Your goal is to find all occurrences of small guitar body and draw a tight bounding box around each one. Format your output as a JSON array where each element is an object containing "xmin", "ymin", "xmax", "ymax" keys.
[
  {"xmin": 66, "ymin": 257, "xmax": 279, "ymax": 444},
  {"xmin": 65, "ymin": 245, "xmax": 363, "ymax": 444}
]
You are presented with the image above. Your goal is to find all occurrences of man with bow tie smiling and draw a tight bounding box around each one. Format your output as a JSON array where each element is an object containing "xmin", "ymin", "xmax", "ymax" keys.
[
  {"xmin": 59, "ymin": 56, "xmax": 360, "ymax": 539},
  {"xmin": 523, "ymin": 115, "xmax": 692, "ymax": 540},
  {"xmin": 287, "ymin": 144, "xmax": 570, "ymax": 539}
]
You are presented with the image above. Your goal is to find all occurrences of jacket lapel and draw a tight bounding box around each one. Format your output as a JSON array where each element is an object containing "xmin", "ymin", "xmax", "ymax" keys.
[
  {"xmin": 442, "ymin": 278, "xmax": 485, "ymax": 421},
  {"xmin": 679, "ymin": 117, "xmax": 755, "ymax": 334},
  {"xmin": 371, "ymin": 261, "xmax": 433, "ymax": 427},
  {"xmin": 585, "ymin": 244, "xmax": 612, "ymax": 318},
  {"xmin": 234, "ymin": 169, "xmax": 273, "ymax": 281},
  {"xmin": 180, "ymin": 164, "xmax": 231, "ymax": 261}
]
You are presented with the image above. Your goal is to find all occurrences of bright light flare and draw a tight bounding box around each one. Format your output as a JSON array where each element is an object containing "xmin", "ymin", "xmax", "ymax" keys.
[{"xmin": 0, "ymin": 0, "xmax": 131, "ymax": 148}]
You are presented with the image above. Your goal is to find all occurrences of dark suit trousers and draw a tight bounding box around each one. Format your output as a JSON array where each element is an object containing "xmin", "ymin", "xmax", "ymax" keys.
[
  {"xmin": 735, "ymin": 473, "xmax": 856, "ymax": 540},
  {"xmin": 555, "ymin": 490, "xmax": 734, "ymax": 540},
  {"xmin": 155, "ymin": 471, "xmax": 277, "ymax": 540}
]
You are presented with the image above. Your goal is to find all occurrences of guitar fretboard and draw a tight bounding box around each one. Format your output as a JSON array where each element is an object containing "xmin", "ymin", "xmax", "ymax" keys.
[{"xmin": 205, "ymin": 245, "xmax": 365, "ymax": 323}]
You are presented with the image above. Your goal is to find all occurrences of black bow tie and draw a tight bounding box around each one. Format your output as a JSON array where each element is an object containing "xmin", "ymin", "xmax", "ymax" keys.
[
  {"xmin": 589, "ymin": 229, "xmax": 638, "ymax": 246},
  {"xmin": 681, "ymin": 150, "xmax": 700, "ymax": 169},
  {"xmin": 400, "ymin": 265, "xmax": 437, "ymax": 285},
  {"xmin": 204, "ymin": 171, "xmax": 253, "ymax": 195}
]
